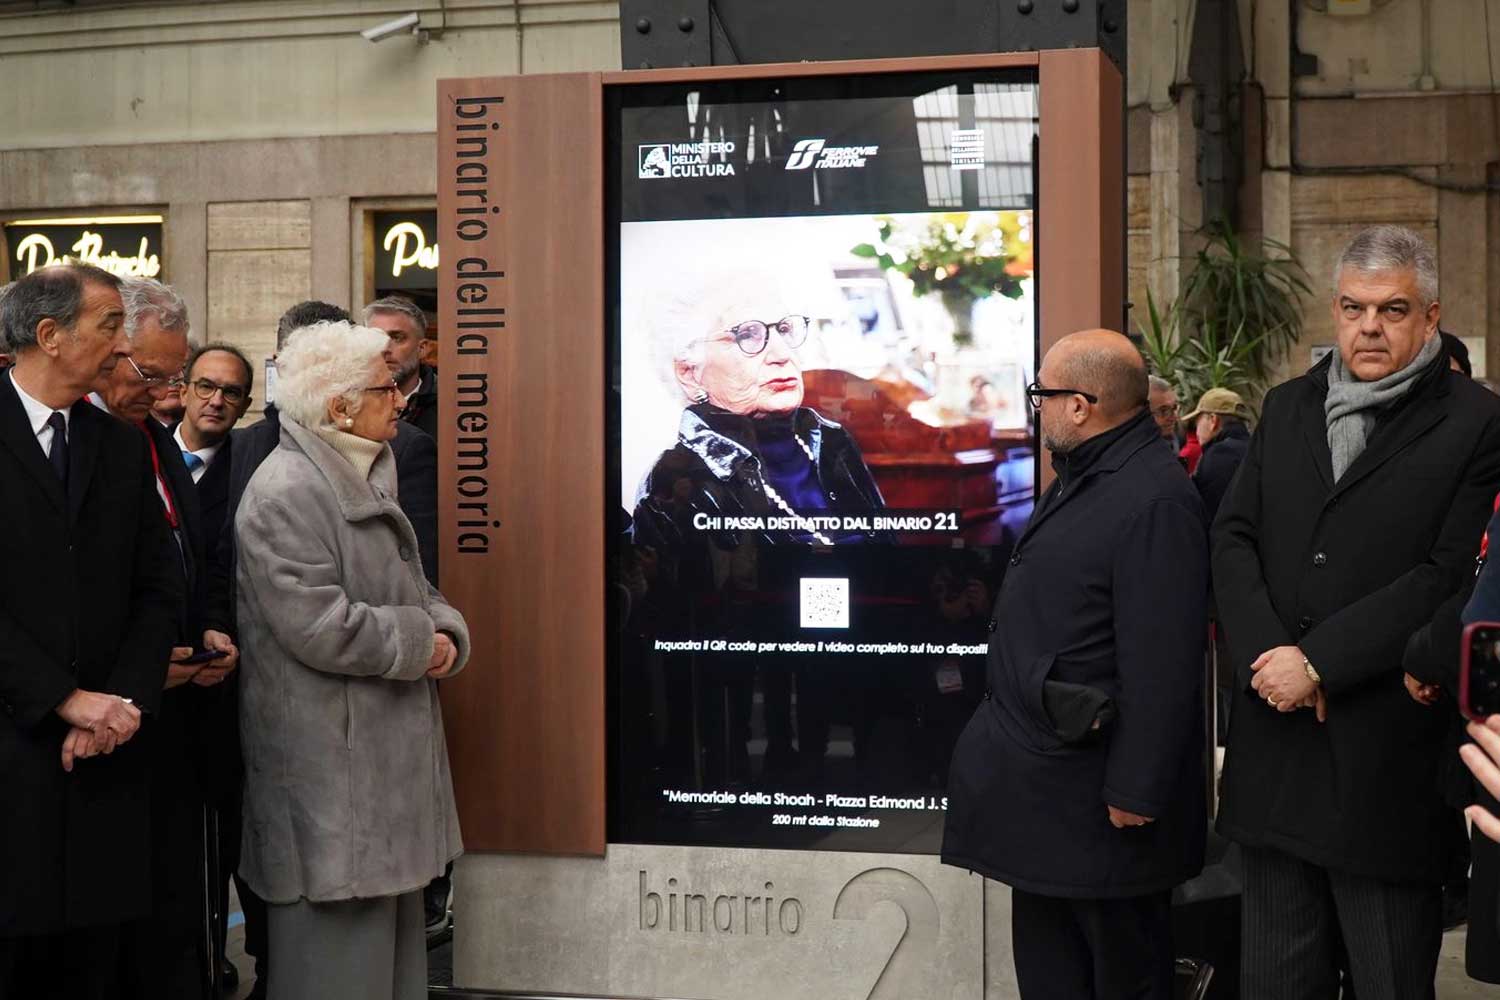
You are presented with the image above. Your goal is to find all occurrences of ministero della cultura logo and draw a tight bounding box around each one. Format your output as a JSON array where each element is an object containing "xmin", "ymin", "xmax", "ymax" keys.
[
  {"xmin": 637, "ymin": 141, "xmax": 738, "ymax": 179},
  {"xmin": 784, "ymin": 138, "xmax": 880, "ymax": 170}
]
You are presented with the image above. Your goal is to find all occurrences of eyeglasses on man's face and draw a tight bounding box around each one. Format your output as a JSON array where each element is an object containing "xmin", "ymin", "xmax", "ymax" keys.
[
  {"xmin": 1025, "ymin": 380, "xmax": 1099, "ymax": 411},
  {"xmin": 1151, "ymin": 402, "xmax": 1180, "ymax": 420},
  {"xmin": 125, "ymin": 355, "xmax": 186, "ymax": 392},
  {"xmin": 188, "ymin": 377, "xmax": 249, "ymax": 406},
  {"xmin": 717, "ymin": 315, "xmax": 811, "ymax": 356}
]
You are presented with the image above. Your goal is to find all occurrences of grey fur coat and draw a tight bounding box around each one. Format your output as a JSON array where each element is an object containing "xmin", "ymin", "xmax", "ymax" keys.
[{"xmin": 234, "ymin": 416, "xmax": 470, "ymax": 904}]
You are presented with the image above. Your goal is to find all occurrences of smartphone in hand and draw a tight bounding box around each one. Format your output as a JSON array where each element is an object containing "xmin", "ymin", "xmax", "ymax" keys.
[
  {"xmin": 173, "ymin": 648, "xmax": 224, "ymax": 666},
  {"xmin": 1460, "ymin": 622, "xmax": 1500, "ymax": 721}
]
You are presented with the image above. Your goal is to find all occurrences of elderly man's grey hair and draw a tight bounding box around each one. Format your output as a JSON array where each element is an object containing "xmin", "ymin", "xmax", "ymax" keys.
[
  {"xmin": 1148, "ymin": 375, "xmax": 1174, "ymax": 395},
  {"xmin": 1334, "ymin": 225, "xmax": 1439, "ymax": 308},
  {"xmin": 362, "ymin": 295, "xmax": 429, "ymax": 336},
  {"xmin": 1, "ymin": 264, "xmax": 121, "ymax": 352},
  {"xmin": 121, "ymin": 277, "xmax": 194, "ymax": 344},
  {"xmin": 273, "ymin": 320, "xmax": 390, "ymax": 430}
]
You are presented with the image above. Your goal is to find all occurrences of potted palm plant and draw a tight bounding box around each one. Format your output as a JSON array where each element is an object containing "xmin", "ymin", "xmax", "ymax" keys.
[{"xmin": 1137, "ymin": 220, "xmax": 1312, "ymax": 408}]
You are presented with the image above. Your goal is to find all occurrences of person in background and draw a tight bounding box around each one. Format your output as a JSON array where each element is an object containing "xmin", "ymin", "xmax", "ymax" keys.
[
  {"xmin": 234, "ymin": 320, "xmax": 470, "ymax": 1000},
  {"xmin": 1148, "ymin": 375, "xmax": 1180, "ymax": 447},
  {"xmin": 1183, "ymin": 387, "xmax": 1253, "ymax": 746},
  {"xmin": 176, "ymin": 342, "xmax": 255, "ymax": 991},
  {"xmin": 944, "ymin": 329, "xmax": 1208, "ymax": 1000},
  {"xmin": 1184, "ymin": 387, "xmax": 1251, "ymax": 524},
  {"xmin": 1213, "ymin": 225, "xmax": 1500, "ymax": 999},
  {"xmin": 1441, "ymin": 330, "xmax": 1472, "ymax": 377},
  {"xmin": 364, "ymin": 296, "xmax": 437, "ymax": 441},
  {"xmin": 0, "ymin": 264, "xmax": 181, "ymax": 999},
  {"xmin": 150, "ymin": 381, "xmax": 185, "ymax": 429},
  {"xmin": 1404, "ymin": 490, "xmax": 1500, "ymax": 983}
]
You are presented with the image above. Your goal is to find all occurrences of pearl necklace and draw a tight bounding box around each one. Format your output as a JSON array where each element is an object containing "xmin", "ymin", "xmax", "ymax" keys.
[{"xmin": 756, "ymin": 432, "xmax": 832, "ymax": 545}]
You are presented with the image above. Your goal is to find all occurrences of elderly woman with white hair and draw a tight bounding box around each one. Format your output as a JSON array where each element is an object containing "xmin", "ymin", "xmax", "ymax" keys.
[
  {"xmin": 632, "ymin": 275, "xmax": 885, "ymax": 546},
  {"xmin": 233, "ymin": 321, "xmax": 470, "ymax": 1000}
]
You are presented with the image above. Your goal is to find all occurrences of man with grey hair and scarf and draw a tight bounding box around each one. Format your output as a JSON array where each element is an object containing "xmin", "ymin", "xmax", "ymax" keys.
[{"xmin": 1213, "ymin": 224, "xmax": 1500, "ymax": 998}]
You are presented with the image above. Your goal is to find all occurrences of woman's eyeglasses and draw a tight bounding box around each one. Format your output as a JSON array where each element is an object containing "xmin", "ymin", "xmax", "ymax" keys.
[
  {"xmin": 363, "ymin": 382, "xmax": 406, "ymax": 401},
  {"xmin": 188, "ymin": 377, "xmax": 249, "ymax": 405},
  {"xmin": 720, "ymin": 315, "xmax": 811, "ymax": 356},
  {"xmin": 1025, "ymin": 381, "xmax": 1099, "ymax": 411}
]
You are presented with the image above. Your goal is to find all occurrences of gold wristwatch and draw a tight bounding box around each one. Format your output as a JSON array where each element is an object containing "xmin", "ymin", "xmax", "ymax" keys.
[{"xmin": 1303, "ymin": 657, "xmax": 1321, "ymax": 686}]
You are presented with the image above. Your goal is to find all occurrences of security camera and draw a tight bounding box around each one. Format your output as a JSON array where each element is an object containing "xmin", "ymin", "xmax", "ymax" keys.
[{"xmin": 360, "ymin": 12, "xmax": 420, "ymax": 42}]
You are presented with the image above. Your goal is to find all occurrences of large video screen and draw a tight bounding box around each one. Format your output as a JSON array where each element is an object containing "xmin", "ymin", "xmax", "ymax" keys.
[{"xmin": 609, "ymin": 69, "xmax": 1040, "ymax": 853}]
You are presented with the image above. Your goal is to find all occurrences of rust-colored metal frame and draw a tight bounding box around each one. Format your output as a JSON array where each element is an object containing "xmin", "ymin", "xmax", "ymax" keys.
[{"xmin": 436, "ymin": 50, "xmax": 1123, "ymax": 855}]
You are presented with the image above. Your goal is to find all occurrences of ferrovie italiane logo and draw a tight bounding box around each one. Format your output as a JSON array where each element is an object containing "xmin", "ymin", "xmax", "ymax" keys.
[
  {"xmin": 638, "ymin": 141, "xmax": 737, "ymax": 180},
  {"xmin": 784, "ymin": 138, "xmax": 880, "ymax": 170}
]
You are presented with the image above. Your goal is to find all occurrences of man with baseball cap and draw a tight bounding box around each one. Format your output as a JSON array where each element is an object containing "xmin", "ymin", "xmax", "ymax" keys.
[{"xmin": 1185, "ymin": 387, "xmax": 1251, "ymax": 522}]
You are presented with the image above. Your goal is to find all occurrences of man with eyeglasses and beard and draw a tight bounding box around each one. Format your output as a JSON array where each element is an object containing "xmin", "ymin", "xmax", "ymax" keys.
[{"xmin": 943, "ymin": 329, "xmax": 1208, "ymax": 1000}]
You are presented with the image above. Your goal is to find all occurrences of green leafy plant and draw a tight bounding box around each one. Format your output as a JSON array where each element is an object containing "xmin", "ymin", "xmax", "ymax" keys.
[{"xmin": 1137, "ymin": 219, "xmax": 1310, "ymax": 404}]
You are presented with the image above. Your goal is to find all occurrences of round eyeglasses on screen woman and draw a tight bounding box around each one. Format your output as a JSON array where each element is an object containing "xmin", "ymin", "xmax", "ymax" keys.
[{"xmin": 721, "ymin": 315, "xmax": 811, "ymax": 356}]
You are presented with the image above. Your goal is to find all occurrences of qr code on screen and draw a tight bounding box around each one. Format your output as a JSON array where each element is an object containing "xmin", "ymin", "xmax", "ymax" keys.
[{"xmin": 800, "ymin": 578, "xmax": 850, "ymax": 629}]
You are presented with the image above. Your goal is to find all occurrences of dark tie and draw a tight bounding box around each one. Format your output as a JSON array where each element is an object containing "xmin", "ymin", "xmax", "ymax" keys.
[{"xmin": 46, "ymin": 411, "xmax": 68, "ymax": 488}]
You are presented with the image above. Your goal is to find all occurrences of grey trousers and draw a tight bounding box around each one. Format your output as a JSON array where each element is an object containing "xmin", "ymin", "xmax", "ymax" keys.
[
  {"xmin": 1240, "ymin": 845, "xmax": 1442, "ymax": 1000},
  {"xmin": 266, "ymin": 890, "xmax": 426, "ymax": 1000}
]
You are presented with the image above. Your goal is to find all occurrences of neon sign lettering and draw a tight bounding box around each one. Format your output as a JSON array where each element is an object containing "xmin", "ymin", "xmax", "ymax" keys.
[
  {"xmin": 13, "ymin": 231, "xmax": 162, "ymax": 278},
  {"xmin": 383, "ymin": 221, "xmax": 440, "ymax": 277}
]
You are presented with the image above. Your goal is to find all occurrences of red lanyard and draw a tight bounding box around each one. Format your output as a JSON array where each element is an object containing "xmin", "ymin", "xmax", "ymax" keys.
[{"xmin": 140, "ymin": 425, "xmax": 180, "ymax": 530}]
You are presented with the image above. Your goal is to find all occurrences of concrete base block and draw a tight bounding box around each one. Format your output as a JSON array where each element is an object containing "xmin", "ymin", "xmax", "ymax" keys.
[{"xmin": 454, "ymin": 844, "xmax": 1013, "ymax": 1000}]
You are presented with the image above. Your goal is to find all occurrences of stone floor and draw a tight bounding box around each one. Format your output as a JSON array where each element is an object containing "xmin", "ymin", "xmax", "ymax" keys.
[{"xmin": 223, "ymin": 907, "xmax": 1499, "ymax": 999}]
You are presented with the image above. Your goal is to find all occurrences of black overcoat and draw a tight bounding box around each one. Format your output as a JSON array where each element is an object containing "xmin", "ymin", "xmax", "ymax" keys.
[
  {"xmin": 943, "ymin": 411, "xmax": 1210, "ymax": 898},
  {"xmin": 1213, "ymin": 350, "xmax": 1500, "ymax": 885},
  {"xmin": 1193, "ymin": 421, "xmax": 1250, "ymax": 523},
  {"xmin": 0, "ymin": 370, "xmax": 181, "ymax": 935}
]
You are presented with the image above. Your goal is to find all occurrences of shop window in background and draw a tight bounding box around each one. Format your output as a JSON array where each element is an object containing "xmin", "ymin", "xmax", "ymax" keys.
[
  {"xmin": 369, "ymin": 209, "xmax": 439, "ymax": 366},
  {"xmin": 3, "ymin": 214, "xmax": 165, "ymax": 281}
]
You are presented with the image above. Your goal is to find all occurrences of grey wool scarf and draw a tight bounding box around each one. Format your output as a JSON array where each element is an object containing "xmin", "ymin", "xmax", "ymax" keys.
[{"xmin": 1324, "ymin": 333, "xmax": 1442, "ymax": 483}]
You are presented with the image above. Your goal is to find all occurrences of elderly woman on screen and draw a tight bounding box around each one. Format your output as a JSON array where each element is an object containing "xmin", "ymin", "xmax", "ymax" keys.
[
  {"xmin": 632, "ymin": 276, "xmax": 885, "ymax": 546},
  {"xmin": 233, "ymin": 321, "xmax": 470, "ymax": 1000}
]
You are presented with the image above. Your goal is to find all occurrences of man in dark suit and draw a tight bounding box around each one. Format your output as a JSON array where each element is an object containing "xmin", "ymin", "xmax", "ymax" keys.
[
  {"xmin": 944, "ymin": 329, "xmax": 1209, "ymax": 999},
  {"xmin": 199, "ymin": 300, "xmax": 438, "ymax": 998},
  {"xmin": 1213, "ymin": 225, "xmax": 1500, "ymax": 999},
  {"xmin": 174, "ymin": 342, "xmax": 254, "ymax": 991},
  {"xmin": 92, "ymin": 277, "xmax": 240, "ymax": 1000},
  {"xmin": 0, "ymin": 264, "xmax": 182, "ymax": 999}
]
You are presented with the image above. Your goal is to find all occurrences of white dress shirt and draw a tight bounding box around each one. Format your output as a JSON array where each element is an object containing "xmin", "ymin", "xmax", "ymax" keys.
[
  {"xmin": 11, "ymin": 373, "xmax": 70, "ymax": 459},
  {"xmin": 172, "ymin": 424, "xmax": 222, "ymax": 485}
]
